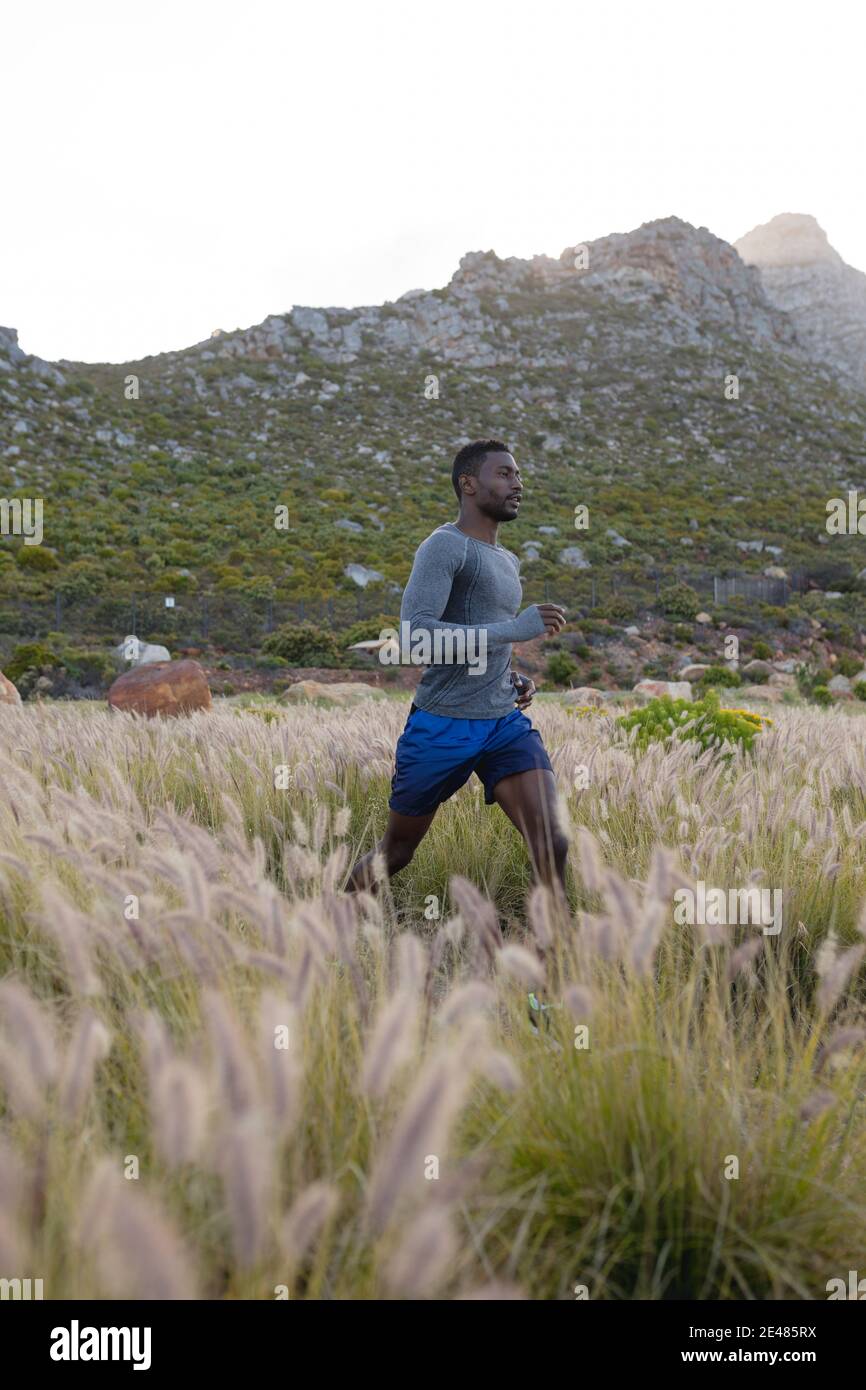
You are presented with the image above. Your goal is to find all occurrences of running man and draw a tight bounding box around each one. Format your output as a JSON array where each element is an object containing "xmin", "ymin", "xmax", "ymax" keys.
[{"xmin": 346, "ymin": 438, "xmax": 569, "ymax": 899}]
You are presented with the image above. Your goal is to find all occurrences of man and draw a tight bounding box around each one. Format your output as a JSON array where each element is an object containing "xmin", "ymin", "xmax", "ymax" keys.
[{"xmin": 346, "ymin": 438, "xmax": 569, "ymax": 901}]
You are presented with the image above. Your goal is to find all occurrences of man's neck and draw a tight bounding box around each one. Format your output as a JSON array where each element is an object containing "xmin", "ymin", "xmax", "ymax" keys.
[{"xmin": 453, "ymin": 513, "xmax": 499, "ymax": 546}]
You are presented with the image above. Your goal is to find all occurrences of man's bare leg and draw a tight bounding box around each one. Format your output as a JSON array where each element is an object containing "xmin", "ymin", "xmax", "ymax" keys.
[
  {"xmin": 493, "ymin": 768, "xmax": 570, "ymax": 1031},
  {"xmin": 492, "ymin": 768, "xmax": 570, "ymax": 907},
  {"xmin": 345, "ymin": 807, "xmax": 437, "ymax": 893}
]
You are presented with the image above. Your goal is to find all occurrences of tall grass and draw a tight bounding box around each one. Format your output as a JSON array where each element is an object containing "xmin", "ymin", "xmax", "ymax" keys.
[{"xmin": 0, "ymin": 698, "xmax": 865, "ymax": 1299}]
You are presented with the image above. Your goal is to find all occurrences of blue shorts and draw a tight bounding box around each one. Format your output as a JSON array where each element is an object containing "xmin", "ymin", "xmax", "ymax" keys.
[{"xmin": 388, "ymin": 702, "xmax": 554, "ymax": 817}]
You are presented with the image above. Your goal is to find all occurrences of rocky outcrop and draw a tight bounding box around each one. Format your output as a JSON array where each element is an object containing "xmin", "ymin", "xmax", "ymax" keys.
[
  {"xmin": 112, "ymin": 637, "xmax": 171, "ymax": 667},
  {"xmin": 560, "ymin": 686, "xmax": 607, "ymax": 706},
  {"xmin": 172, "ymin": 216, "xmax": 806, "ymax": 374},
  {"xmin": 0, "ymin": 326, "xmax": 66, "ymax": 385},
  {"xmin": 280, "ymin": 680, "xmax": 385, "ymax": 707},
  {"xmin": 738, "ymin": 684, "xmax": 783, "ymax": 703},
  {"xmin": 563, "ymin": 217, "xmax": 796, "ymax": 347},
  {"xmin": 633, "ymin": 680, "xmax": 693, "ymax": 702},
  {"xmin": 742, "ymin": 659, "xmax": 773, "ymax": 678},
  {"xmin": 828, "ymin": 674, "xmax": 853, "ymax": 698},
  {"xmin": 107, "ymin": 660, "xmax": 211, "ymax": 717},
  {"xmin": 735, "ymin": 213, "xmax": 866, "ymax": 386}
]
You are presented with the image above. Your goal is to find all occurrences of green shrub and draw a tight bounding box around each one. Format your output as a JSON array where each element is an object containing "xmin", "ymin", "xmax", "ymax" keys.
[
  {"xmin": 658, "ymin": 581, "xmax": 699, "ymax": 621},
  {"xmin": 854, "ymin": 681, "xmax": 866, "ymax": 701},
  {"xmin": 759, "ymin": 604, "xmax": 789, "ymax": 627},
  {"xmin": 254, "ymin": 653, "xmax": 289, "ymax": 670},
  {"xmin": 545, "ymin": 651, "xmax": 579, "ymax": 687},
  {"xmin": 339, "ymin": 614, "xmax": 400, "ymax": 649},
  {"xmin": 16, "ymin": 546, "xmax": 59, "ymax": 571},
  {"xmin": 673, "ymin": 623, "xmax": 693, "ymax": 642},
  {"xmin": 599, "ymin": 595, "xmax": 633, "ymax": 623},
  {"xmin": 751, "ymin": 640, "xmax": 772, "ymax": 660},
  {"xmin": 698, "ymin": 665, "xmax": 742, "ymax": 690},
  {"xmin": 4, "ymin": 642, "xmax": 61, "ymax": 684},
  {"xmin": 795, "ymin": 662, "xmax": 832, "ymax": 698},
  {"xmin": 835, "ymin": 654, "xmax": 863, "ymax": 678},
  {"xmin": 812, "ymin": 684, "xmax": 832, "ymax": 707},
  {"xmin": 642, "ymin": 659, "xmax": 673, "ymax": 681},
  {"xmin": 62, "ymin": 649, "xmax": 118, "ymax": 686},
  {"xmin": 261, "ymin": 622, "xmax": 343, "ymax": 667},
  {"xmin": 558, "ymin": 632, "xmax": 590, "ymax": 658},
  {"xmin": 618, "ymin": 689, "xmax": 770, "ymax": 757}
]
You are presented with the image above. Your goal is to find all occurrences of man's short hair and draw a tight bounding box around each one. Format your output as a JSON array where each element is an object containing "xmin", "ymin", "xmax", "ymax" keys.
[{"xmin": 451, "ymin": 438, "xmax": 511, "ymax": 501}]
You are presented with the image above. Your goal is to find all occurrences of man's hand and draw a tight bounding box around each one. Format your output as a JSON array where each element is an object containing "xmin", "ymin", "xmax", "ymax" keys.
[
  {"xmin": 511, "ymin": 672, "xmax": 537, "ymax": 709},
  {"xmin": 537, "ymin": 603, "xmax": 567, "ymax": 635}
]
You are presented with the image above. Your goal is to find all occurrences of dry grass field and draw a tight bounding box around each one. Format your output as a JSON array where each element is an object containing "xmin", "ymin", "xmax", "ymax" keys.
[{"xmin": 1, "ymin": 696, "xmax": 865, "ymax": 1299}]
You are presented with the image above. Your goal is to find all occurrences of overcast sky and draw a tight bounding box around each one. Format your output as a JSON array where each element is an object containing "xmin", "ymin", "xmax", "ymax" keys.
[{"xmin": 3, "ymin": 0, "xmax": 864, "ymax": 364}]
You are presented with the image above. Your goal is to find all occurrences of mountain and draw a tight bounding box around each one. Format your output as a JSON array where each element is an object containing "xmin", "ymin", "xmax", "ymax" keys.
[
  {"xmin": 735, "ymin": 213, "xmax": 866, "ymax": 388},
  {"xmin": 2, "ymin": 215, "xmax": 866, "ymax": 675}
]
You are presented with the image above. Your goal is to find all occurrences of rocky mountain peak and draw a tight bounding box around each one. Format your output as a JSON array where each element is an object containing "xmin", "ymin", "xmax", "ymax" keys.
[
  {"xmin": 735, "ymin": 213, "xmax": 843, "ymax": 269},
  {"xmin": 735, "ymin": 213, "xmax": 866, "ymax": 385}
]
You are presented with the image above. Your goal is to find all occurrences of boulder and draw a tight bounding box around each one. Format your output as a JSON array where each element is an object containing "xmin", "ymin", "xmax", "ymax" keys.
[
  {"xmin": 0, "ymin": 670, "xmax": 21, "ymax": 705},
  {"xmin": 558, "ymin": 546, "xmax": 591, "ymax": 569},
  {"xmin": 768, "ymin": 672, "xmax": 797, "ymax": 688},
  {"xmin": 737, "ymin": 684, "xmax": 783, "ymax": 703},
  {"xmin": 695, "ymin": 612, "xmax": 712, "ymax": 624},
  {"xmin": 113, "ymin": 636, "xmax": 172, "ymax": 667},
  {"xmin": 678, "ymin": 663, "xmax": 711, "ymax": 680},
  {"xmin": 107, "ymin": 660, "xmax": 211, "ymax": 718},
  {"xmin": 344, "ymin": 563, "xmax": 384, "ymax": 588},
  {"xmin": 280, "ymin": 680, "xmax": 385, "ymax": 707},
  {"xmin": 633, "ymin": 680, "xmax": 693, "ymax": 702},
  {"xmin": 828, "ymin": 674, "xmax": 853, "ymax": 698},
  {"xmin": 560, "ymin": 686, "xmax": 607, "ymax": 706},
  {"xmin": 742, "ymin": 658, "xmax": 773, "ymax": 677}
]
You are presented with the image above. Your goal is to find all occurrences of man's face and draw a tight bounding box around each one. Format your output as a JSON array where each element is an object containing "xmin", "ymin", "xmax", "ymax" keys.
[{"xmin": 469, "ymin": 451, "xmax": 523, "ymax": 522}]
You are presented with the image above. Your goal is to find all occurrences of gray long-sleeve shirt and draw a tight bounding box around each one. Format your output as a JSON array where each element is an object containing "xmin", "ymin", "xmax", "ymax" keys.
[{"xmin": 399, "ymin": 521, "xmax": 545, "ymax": 718}]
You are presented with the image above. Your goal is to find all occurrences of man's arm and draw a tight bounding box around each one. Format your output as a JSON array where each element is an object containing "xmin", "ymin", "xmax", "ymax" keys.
[{"xmin": 399, "ymin": 531, "xmax": 547, "ymax": 656}]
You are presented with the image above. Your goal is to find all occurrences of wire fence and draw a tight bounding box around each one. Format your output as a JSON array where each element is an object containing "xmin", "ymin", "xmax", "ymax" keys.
[{"xmin": 1, "ymin": 566, "xmax": 811, "ymax": 649}]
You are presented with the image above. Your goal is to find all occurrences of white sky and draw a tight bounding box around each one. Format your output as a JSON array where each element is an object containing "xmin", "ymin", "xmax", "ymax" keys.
[{"xmin": 3, "ymin": 0, "xmax": 864, "ymax": 364}]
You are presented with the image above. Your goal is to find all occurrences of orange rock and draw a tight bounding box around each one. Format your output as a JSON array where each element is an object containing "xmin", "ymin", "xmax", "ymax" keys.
[
  {"xmin": 107, "ymin": 659, "xmax": 211, "ymax": 718},
  {"xmin": 0, "ymin": 670, "xmax": 21, "ymax": 705}
]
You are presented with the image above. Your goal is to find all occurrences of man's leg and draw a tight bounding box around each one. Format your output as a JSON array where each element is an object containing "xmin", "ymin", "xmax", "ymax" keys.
[
  {"xmin": 345, "ymin": 807, "xmax": 437, "ymax": 893},
  {"xmin": 491, "ymin": 768, "xmax": 570, "ymax": 902}
]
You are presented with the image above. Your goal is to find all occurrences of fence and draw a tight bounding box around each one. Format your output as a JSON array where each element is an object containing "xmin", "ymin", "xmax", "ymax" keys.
[
  {"xmin": 0, "ymin": 566, "xmax": 812, "ymax": 650},
  {"xmin": 713, "ymin": 575, "xmax": 790, "ymax": 606}
]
